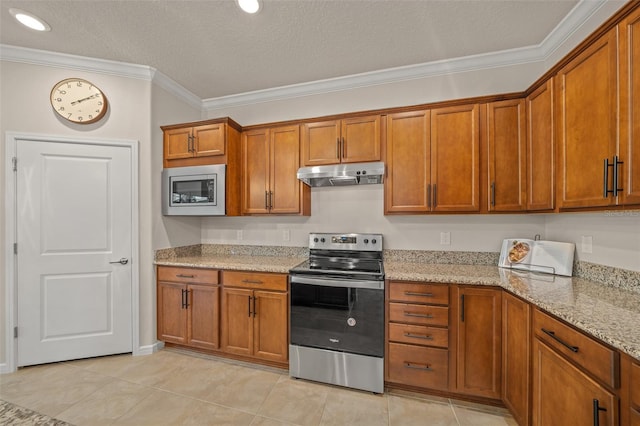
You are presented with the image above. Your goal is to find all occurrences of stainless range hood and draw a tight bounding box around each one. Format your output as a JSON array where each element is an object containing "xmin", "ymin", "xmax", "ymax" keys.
[{"xmin": 297, "ymin": 162, "xmax": 385, "ymax": 187}]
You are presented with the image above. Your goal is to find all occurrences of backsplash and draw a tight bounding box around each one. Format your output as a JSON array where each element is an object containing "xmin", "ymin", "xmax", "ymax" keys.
[{"xmin": 154, "ymin": 244, "xmax": 639, "ymax": 294}]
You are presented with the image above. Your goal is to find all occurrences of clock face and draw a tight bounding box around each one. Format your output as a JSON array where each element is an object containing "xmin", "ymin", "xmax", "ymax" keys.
[{"xmin": 50, "ymin": 78, "xmax": 108, "ymax": 124}]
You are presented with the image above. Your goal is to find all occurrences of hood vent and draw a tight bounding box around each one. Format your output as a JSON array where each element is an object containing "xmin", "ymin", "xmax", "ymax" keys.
[{"xmin": 297, "ymin": 162, "xmax": 385, "ymax": 187}]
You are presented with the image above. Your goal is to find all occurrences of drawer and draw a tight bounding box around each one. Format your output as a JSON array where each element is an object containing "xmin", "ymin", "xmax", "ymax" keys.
[
  {"xmin": 222, "ymin": 270, "xmax": 287, "ymax": 291},
  {"xmin": 387, "ymin": 342, "xmax": 448, "ymax": 389},
  {"xmin": 389, "ymin": 282, "xmax": 449, "ymax": 305},
  {"xmin": 388, "ymin": 323, "xmax": 448, "ymax": 348},
  {"xmin": 632, "ymin": 361, "xmax": 640, "ymax": 408},
  {"xmin": 533, "ymin": 308, "xmax": 619, "ymax": 388},
  {"xmin": 389, "ymin": 303, "xmax": 449, "ymax": 327},
  {"xmin": 157, "ymin": 266, "xmax": 219, "ymax": 285}
]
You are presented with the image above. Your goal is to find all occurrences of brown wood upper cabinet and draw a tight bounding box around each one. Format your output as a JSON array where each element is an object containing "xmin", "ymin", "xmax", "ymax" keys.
[
  {"xmin": 619, "ymin": 6, "xmax": 640, "ymax": 206},
  {"xmin": 385, "ymin": 104, "xmax": 480, "ymax": 214},
  {"xmin": 486, "ymin": 99, "xmax": 527, "ymax": 212},
  {"xmin": 556, "ymin": 28, "xmax": 619, "ymax": 209},
  {"xmin": 301, "ymin": 115, "xmax": 381, "ymax": 166},
  {"xmin": 526, "ymin": 79, "xmax": 555, "ymax": 211},
  {"xmin": 162, "ymin": 118, "xmax": 241, "ymax": 168},
  {"xmin": 241, "ymin": 125, "xmax": 310, "ymax": 215}
]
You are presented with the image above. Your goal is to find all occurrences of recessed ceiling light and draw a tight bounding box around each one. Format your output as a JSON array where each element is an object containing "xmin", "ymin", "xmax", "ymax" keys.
[
  {"xmin": 237, "ymin": 0, "xmax": 261, "ymax": 14},
  {"xmin": 10, "ymin": 8, "xmax": 51, "ymax": 32}
]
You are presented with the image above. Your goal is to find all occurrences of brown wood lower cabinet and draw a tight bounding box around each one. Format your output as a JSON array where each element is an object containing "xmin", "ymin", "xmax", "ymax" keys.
[
  {"xmin": 157, "ymin": 266, "xmax": 220, "ymax": 351},
  {"xmin": 501, "ymin": 292, "xmax": 530, "ymax": 426},
  {"xmin": 532, "ymin": 339, "xmax": 618, "ymax": 426},
  {"xmin": 220, "ymin": 271, "xmax": 288, "ymax": 364},
  {"xmin": 388, "ymin": 342, "xmax": 449, "ymax": 389}
]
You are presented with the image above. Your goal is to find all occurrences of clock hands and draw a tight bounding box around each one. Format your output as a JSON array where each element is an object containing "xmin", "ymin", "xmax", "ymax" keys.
[{"xmin": 71, "ymin": 94, "xmax": 99, "ymax": 105}]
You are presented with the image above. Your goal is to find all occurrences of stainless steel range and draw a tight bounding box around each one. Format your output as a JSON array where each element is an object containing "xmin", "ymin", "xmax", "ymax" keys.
[{"xmin": 289, "ymin": 233, "xmax": 384, "ymax": 393}]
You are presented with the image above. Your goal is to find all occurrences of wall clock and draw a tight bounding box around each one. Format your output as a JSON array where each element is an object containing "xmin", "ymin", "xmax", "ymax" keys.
[{"xmin": 50, "ymin": 78, "xmax": 108, "ymax": 124}]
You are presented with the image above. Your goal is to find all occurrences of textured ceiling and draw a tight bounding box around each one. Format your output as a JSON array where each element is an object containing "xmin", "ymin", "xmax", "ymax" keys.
[{"xmin": 0, "ymin": 0, "xmax": 583, "ymax": 99}]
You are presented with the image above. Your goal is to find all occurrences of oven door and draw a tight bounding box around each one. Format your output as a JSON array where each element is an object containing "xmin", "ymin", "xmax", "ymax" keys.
[{"xmin": 289, "ymin": 275, "xmax": 384, "ymax": 358}]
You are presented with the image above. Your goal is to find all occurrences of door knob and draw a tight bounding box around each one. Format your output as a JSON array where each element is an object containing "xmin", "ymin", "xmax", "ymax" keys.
[{"xmin": 109, "ymin": 258, "xmax": 129, "ymax": 265}]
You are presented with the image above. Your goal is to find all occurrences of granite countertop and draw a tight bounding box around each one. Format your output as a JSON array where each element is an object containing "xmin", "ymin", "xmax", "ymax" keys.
[
  {"xmin": 385, "ymin": 261, "xmax": 640, "ymax": 362},
  {"xmin": 155, "ymin": 253, "xmax": 640, "ymax": 361}
]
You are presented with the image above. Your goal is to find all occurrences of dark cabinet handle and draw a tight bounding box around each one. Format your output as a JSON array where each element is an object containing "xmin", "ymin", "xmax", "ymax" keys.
[
  {"xmin": 242, "ymin": 279, "xmax": 264, "ymax": 285},
  {"xmin": 252, "ymin": 296, "xmax": 257, "ymax": 318},
  {"xmin": 433, "ymin": 184, "xmax": 437, "ymax": 208},
  {"xmin": 460, "ymin": 294, "xmax": 465, "ymax": 322},
  {"xmin": 404, "ymin": 362, "xmax": 433, "ymax": 371},
  {"xmin": 341, "ymin": 137, "xmax": 346, "ymax": 158},
  {"xmin": 269, "ymin": 191, "xmax": 273, "ymax": 210},
  {"xmin": 541, "ymin": 328, "xmax": 579, "ymax": 353},
  {"xmin": 404, "ymin": 333, "xmax": 433, "ymax": 340},
  {"xmin": 491, "ymin": 182, "xmax": 496, "ymax": 206},
  {"xmin": 181, "ymin": 289, "xmax": 186, "ymax": 309},
  {"xmin": 404, "ymin": 312, "xmax": 434, "ymax": 319},
  {"xmin": 404, "ymin": 291, "xmax": 434, "ymax": 298},
  {"xmin": 613, "ymin": 156, "xmax": 624, "ymax": 197},
  {"xmin": 265, "ymin": 191, "xmax": 269, "ymax": 210},
  {"xmin": 176, "ymin": 274, "xmax": 195, "ymax": 278},
  {"xmin": 593, "ymin": 399, "xmax": 607, "ymax": 426},
  {"xmin": 427, "ymin": 184, "xmax": 432, "ymax": 209},
  {"xmin": 184, "ymin": 290, "xmax": 189, "ymax": 308},
  {"xmin": 248, "ymin": 295, "xmax": 252, "ymax": 317},
  {"xmin": 336, "ymin": 138, "xmax": 340, "ymax": 159}
]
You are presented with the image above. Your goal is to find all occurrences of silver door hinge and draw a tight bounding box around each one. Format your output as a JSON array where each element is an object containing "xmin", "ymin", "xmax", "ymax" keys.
[
  {"xmin": 13, "ymin": 243, "xmax": 17, "ymax": 254},
  {"xmin": 12, "ymin": 157, "xmax": 17, "ymax": 172},
  {"xmin": 14, "ymin": 327, "xmax": 18, "ymax": 338}
]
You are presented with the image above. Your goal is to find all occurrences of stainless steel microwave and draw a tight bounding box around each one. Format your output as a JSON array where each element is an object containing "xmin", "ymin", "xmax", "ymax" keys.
[{"xmin": 162, "ymin": 164, "xmax": 226, "ymax": 216}]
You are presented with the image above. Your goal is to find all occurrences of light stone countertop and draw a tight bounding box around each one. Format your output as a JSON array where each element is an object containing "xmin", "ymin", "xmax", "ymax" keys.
[{"xmin": 155, "ymin": 255, "xmax": 640, "ymax": 361}]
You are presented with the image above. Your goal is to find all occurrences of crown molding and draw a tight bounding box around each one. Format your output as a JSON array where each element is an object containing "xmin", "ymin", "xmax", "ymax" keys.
[
  {"xmin": 0, "ymin": 44, "xmax": 202, "ymax": 110},
  {"xmin": 0, "ymin": 0, "xmax": 615, "ymax": 113}
]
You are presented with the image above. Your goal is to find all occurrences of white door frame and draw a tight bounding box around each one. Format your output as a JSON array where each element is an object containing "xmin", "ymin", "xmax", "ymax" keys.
[{"xmin": 3, "ymin": 132, "xmax": 140, "ymax": 373}]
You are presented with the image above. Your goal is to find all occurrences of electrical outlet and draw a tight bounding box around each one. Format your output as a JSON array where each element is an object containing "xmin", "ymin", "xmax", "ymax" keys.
[
  {"xmin": 237, "ymin": 230, "xmax": 243, "ymax": 241},
  {"xmin": 581, "ymin": 235, "xmax": 592, "ymax": 253},
  {"xmin": 283, "ymin": 229, "xmax": 290, "ymax": 242},
  {"xmin": 440, "ymin": 232, "xmax": 451, "ymax": 245}
]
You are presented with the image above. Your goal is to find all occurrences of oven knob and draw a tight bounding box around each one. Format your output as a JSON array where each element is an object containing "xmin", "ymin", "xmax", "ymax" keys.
[
  {"xmin": 372, "ymin": 239, "xmax": 377, "ymax": 244},
  {"xmin": 320, "ymin": 238, "xmax": 325, "ymax": 243},
  {"xmin": 362, "ymin": 170, "xmax": 367, "ymax": 175},
  {"xmin": 313, "ymin": 238, "xmax": 318, "ymax": 243},
  {"xmin": 364, "ymin": 239, "xmax": 369, "ymax": 244}
]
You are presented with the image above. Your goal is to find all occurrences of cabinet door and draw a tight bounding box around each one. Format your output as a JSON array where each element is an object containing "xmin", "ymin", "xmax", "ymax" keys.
[
  {"xmin": 253, "ymin": 291, "xmax": 288, "ymax": 362},
  {"xmin": 431, "ymin": 104, "xmax": 480, "ymax": 212},
  {"xmin": 502, "ymin": 292, "xmax": 530, "ymax": 426},
  {"xmin": 164, "ymin": 127, "xmax": 193, "ymax": 161},
  {"xmin": 619, "ymin": 7, "xmax": 640, "ymax": 205},
  {"xmin": 270, "ymin": 125, "xmax": 302, "ymax": 214},
  {"xmin": 532, "ymin": 339, "xmax": 618, "ymax": 426},
  {"xmin": 341, "ymin": 115, "xmax": 381, "ymax": 163},
  {"xmin": 242, "ymin": 128, "xmax": 270, "ymax": 214},
  {"xmin": 157, "ymin": 281, "xmax": 187, "ymax": 344},
  {"xmin": 221, "ymin": 288, "xmax": 253, "ymax": 356},
  {"xmin": 556, "ymin": 29, "xmax": 618, "ymax": 209},
  {"xmin": 454, "ymin": 286, "xmax": 502, "ymax": 399},
  {"xmin": 487, "ymin": 99, "xmax": 527, "ymax": 212},
  {"xmin": 301, "ymin": 120, "xmax": 341, "ymax": 166},
  {"xmin": 527, "ymin": 80, "xmax": 555, "ymax": 211},
  {"xmin": 193, "ymin": 123, "xmax": 225, "ymax": 157},
  {"xmin": 384, "ymin": 110, "xmax": 431, "ymax": 213},
  {"xmin": 187, "ymin": 284, "xmax": 219, "ymax": 351}
]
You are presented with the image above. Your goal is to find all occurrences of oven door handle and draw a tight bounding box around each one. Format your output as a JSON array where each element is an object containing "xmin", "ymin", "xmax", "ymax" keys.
[{"xmin": 290, "ymin": 275, "xmax": 384, "ymax": 290}]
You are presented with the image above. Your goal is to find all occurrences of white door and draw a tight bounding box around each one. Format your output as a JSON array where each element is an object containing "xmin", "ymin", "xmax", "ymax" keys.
[{"xmin": 16, "ymin": 138, "xmax": 133, "ymax": 367}]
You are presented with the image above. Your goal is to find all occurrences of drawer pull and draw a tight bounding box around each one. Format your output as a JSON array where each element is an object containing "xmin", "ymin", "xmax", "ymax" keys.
[
  {"xmin": 404, "ymin": 312, "xmax": 434, "ymax": 319},
  {"xmin": 242, "ymin": 279, "xmax": 264, "ymax": 284},
  {"xmin": 404, "ymin": 333, "xmax": 433, "ymax": 340},
  {"xmin": 593, "ymin": 399, "xmax": 607, "ymax": 426},
  {"xmin": 542, "ymin": 328, "xmax": 579, "ymax": 353},
  {"xmin": 176, "ymin": 274, "xmax": 195, "ymax": 278},
  {"xmin": 404, "ymin": 362, "xmax": 433, "ymax": 371},
  {"xmin": 404, "ymin": 291, "xmax": 434, "ymax": 298}
]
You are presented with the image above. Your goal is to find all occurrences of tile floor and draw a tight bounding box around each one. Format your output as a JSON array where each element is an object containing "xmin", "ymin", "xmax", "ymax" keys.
[{"xmin": 0, "ymin": 349, "xmax": 517, "ymax": 425}]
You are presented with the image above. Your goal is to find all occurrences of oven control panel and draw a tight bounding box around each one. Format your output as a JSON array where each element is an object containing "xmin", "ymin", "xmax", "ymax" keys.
[{"xmin": 308, "ymin": 233, "xmax": 383, "ymax": 252}]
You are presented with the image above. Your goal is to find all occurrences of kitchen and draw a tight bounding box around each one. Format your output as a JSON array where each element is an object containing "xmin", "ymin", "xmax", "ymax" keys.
[{"xmin": 1, "ymin": 0, "xmax": 640, "ymax": 425}]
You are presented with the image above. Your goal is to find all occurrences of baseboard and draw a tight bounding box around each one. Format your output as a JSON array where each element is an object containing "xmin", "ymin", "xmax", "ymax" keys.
[{"xmin": 134, "ymin": 341, "xmax": 163, "ymax": 356}]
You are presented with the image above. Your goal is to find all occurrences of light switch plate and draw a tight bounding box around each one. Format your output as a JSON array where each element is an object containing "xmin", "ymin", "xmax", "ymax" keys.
[{"xmin": 440, "ymin": 232, "xmax": 451, "ymax": 245}]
